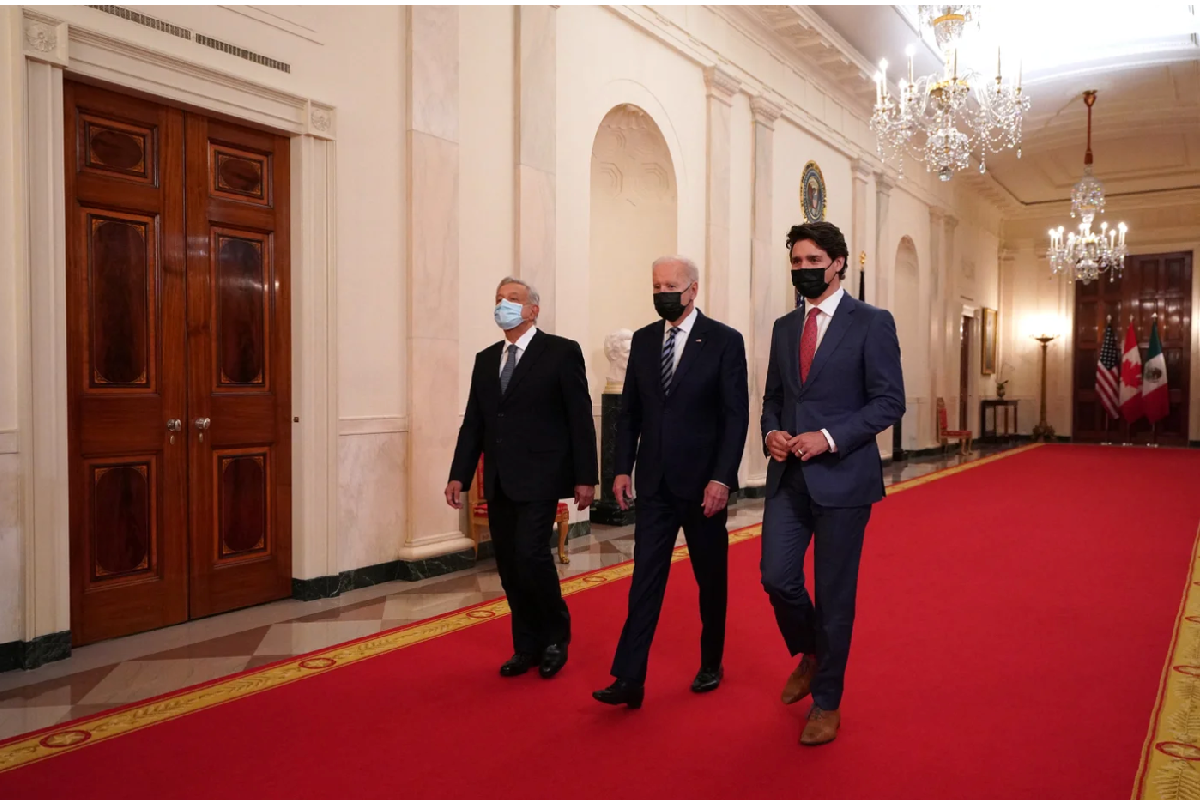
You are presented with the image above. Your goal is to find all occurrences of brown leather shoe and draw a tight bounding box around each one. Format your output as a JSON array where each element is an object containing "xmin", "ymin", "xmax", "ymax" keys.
[
  {"xmin": 781, "ymin": 654, "xmax": 817, "ymax": 705},
  {"xmin": 800, "ymin": 705, "xmax": 840, "ymax": 746}
]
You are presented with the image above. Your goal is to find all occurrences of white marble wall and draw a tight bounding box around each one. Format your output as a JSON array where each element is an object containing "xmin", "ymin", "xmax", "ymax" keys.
[
  {"xmin": 338, "ymin": 431, "xmax": 407, "ymax": 572},
  {"xmin": 516, "ymin": 5, "xmax": 557, "ymax": 331},
  {"xmin": 0, "ymin": 453, "xmax": 20, "ymax": 643}
]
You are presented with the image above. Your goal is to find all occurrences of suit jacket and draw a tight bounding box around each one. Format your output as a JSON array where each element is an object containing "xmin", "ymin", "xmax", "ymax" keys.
[
  {"xmin": 449, "ymin": 330, "xmax": 599, "ymax": 503},
  {"xmin": 761, "ymin": 295, "xmax": 905, "ymax": 507},
  {"xmin": 616, "ymin": 311, "xmax": 749, "ymax": 502}
]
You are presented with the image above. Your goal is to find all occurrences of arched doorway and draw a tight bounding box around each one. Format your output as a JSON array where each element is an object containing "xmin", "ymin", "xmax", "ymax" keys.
[{"xmin": 587, "ymin": 104, "xmax": 678, "ymax": 401}]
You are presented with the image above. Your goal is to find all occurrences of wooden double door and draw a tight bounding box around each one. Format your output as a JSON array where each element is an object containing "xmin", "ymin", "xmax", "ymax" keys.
[
  {"xmin": 66, "ymin": 81, "xmax": 292, "ymax": 646},
  {"xmin": 1072, "ymin": 252, "xmax": 1193, "ymax": 446}
]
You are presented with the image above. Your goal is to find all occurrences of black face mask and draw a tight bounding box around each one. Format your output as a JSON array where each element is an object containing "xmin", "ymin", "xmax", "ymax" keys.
[
  {"xmin": 653, "ymin": 291, "xmax": 688, "ymax": 321},
  {"xmin": 792, "ymin": 267, "xmax": 831, "ymax": 300}
]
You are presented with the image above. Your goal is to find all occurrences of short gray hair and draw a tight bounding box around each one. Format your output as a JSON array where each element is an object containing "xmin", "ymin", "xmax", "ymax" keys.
[
  {"xmin": 497, "ymin": 276, "xmax": 540, "ymax": 306},
  {"xmin": 652, "ymin": 255, "xmax": 700, "ymax": 285}
]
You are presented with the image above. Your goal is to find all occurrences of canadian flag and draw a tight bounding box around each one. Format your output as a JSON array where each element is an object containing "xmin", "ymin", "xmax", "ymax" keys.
[
  {"xmin": 1119, "ymin": 320, "xmax": 1143, "ymax": 423},
  {"xmin": 1144, "ymin": 318, "xmax": 1170, "ymax": 424}
]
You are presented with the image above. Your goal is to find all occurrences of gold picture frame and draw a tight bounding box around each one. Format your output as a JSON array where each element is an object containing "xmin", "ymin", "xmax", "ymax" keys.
[{"xmin": 981, "ymin": 307, "xmax": 997, "ymax": 376}]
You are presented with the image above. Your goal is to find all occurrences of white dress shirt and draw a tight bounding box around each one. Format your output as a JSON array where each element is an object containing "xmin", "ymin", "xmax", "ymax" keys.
[
  {"xmin": 806, "ymin": 287, "xmax": 845, "ymax": 350},
  {"xmin": 766, "ymin": 288, "xmax": 847, "ymax": 454},
  {"xmin": 499, "ymin": 326, "xmax": 539, "ymax": 376},
  {"xmin": 663, "ymin": 306, "xmax": 699, "ymax": 372}
]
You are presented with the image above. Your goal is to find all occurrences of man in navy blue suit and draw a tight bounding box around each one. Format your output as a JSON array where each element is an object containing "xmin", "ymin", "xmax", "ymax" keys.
[
  {"xmin": 760, "ymin": 221, "xmax": 905, "ymax": 745},
  {"xmin": 593, "ymin": 256, "xmax": 749, "ymax": 709}
]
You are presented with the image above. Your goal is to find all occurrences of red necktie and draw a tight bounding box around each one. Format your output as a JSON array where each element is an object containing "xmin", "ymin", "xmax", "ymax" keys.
[{"xmin": 799, "ymin": 308, "xmax": 820, "ymax": 382}]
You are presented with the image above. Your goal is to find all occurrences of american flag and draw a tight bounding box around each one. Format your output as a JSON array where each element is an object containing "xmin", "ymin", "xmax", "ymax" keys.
[{"xmin": 1095, "ymin": 322, "xmax": 1120, "ymax": 419}]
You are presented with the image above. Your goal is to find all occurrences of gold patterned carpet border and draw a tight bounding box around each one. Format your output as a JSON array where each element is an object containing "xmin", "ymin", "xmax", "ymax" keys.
[
  {"xmin": 1132, "ymin": 519, "xmax": 1200, "ymax": 800},
  {"xmin": 0, "ymin": 444, "xmax": 1040, "ymax": 774}
]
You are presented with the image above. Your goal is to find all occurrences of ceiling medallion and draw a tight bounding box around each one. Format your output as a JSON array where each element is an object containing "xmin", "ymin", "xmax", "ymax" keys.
[
  {"xmin": 1047, "ymin": 91, "xmax": 1128, "ymax": 284},
  {"xmin": 870, "ymin": 5, "xmax": 1028, "ymax": 181}
]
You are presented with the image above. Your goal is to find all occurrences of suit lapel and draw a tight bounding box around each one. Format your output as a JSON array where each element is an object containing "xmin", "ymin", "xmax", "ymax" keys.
[
  {"xmin": 786, "ymin": 308, "xmax": 804, "ymax": 397},
  {"xmin": 802, "ymin": 295, "xmax": 857, "ymax": 391},
  {"xmin": 500, "ymin": 330, "xmax": 546, "ymax": 403},
  {"xmin": 484, "ymin": 343, "xmax": 504, "ymax": 405},
  {"xmin": 667, "ymin": 312, "xmax": 710, "ymax": 395}
]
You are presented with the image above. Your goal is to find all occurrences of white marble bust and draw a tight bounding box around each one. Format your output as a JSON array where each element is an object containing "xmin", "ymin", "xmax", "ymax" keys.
[{"xmin": 603, "ymin": 328, "xmax": 634, "ymax": 394}]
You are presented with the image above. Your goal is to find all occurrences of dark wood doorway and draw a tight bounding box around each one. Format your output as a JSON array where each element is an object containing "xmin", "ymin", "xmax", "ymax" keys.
[
  {"xmin": 65, "ymin": 81, "xmax": 292, "ymax": 646},
  {"xmin": 960, "ymin": 316, "xmax": 973, "ymax": 429},
  {"xmin": 1071, "ymin": 252, "xmax": 1192, "ymax": 446}
]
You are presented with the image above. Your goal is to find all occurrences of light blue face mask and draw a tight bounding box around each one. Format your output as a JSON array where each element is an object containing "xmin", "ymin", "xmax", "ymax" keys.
[{"xmin": 494, "ymin": 299, "xmax": 526, "ymax": 330}]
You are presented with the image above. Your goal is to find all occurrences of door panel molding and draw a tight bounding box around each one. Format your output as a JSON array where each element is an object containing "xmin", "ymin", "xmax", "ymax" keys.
[{"xmin": 16, "ymin": 9, "xmax": 338, "ymax": 650}]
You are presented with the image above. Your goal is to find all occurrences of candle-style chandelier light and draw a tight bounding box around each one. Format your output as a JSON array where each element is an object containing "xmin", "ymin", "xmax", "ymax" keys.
[
  {"xmin": 1047, "ymin": 91, "xmax": 1128, "ymax": 284},
  {"xmin": 870, "ymin": 5, "xmax": 1028, "ymax": 181}
]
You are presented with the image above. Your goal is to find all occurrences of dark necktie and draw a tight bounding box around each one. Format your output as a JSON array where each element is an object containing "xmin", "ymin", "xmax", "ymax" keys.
[
  {"xmin": 661, "ymin": 327, "xmax": 680, "ymax": 392},
  {"xmin": 500, "ymin": 344, "xmax": 518, "ymax": 394}
]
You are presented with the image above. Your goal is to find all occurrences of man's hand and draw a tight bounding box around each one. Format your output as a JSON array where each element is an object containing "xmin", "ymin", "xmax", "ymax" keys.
[
  {"xmin": 766, "ymin": 431, "xmax": 792, "ymax": 462},
  {"xmin": 445, "ymin": 480, "xmax": 464, "ymax": 510},
  {"xmin": 789, "ymin": 431, "xmax": 830, "ymax": 462},
  {"xmin": 702, "ymin": 481, "xmax": 730, "ymax": 518},
  {"xmin": 613, "ymin": 474, "xmax": 634, "ymax": 510},
  {"xmin": 574, "ymin": 485, "xmax": 596, "ymax": 511}
]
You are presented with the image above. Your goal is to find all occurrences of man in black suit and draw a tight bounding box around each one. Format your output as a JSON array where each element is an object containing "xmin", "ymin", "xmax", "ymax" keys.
[
  {"xmin": 446, "ymin": 277, "xmax": 598, "ymax": 680},
  {"xmin": 760, "ymin": 221, "xmax": 905, "ymax": 745},
  {"xmin": 593, "ymin": 256, "xmax": 749, "ymax": 709}
]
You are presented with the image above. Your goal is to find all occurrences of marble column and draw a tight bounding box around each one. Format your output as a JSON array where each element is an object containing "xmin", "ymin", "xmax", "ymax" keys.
[
  {"xmin": 850, "ymin": 159, "xmax": 872, "ymax": 302},
  {"xmin": 940, "ymin": 214, "xmax": 959, "ymax": 424},
  {"xmin": 746, "ymin": 96, "xmax": 780, "ymax": 487},
  {"xmin": 927, "ymin": 207, "xmax": 944, "ymax": 428},
  {"xmin": 515, "ymin": 6, "xmax": 557, "ymax": 331},
  {"xmin": 403, "ymin": 7, "xmax": 473, "ymax": 560},
  {"xmin": 704, "ymin": 66, "xmax": 739, "ymax": 321},
  {"xmin": 873, "ymin": 172, "xmax": 894, "ymax": 311}
]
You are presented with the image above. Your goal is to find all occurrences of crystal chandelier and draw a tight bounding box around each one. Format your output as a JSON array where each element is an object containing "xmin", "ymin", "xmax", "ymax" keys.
[
  {"xmin": 1046, "ymin": 91, "xmax": 1128, "ymax": 284},
  {"xmin": 871, "ymin": 5, "xmax": 1029, "ymax": 181}
]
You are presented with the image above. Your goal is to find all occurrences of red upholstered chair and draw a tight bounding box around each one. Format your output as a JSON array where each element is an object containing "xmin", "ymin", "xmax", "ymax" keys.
[
  {"xmin": 468, "ymin": 456, "xmax": 571, "ymax": 564},
  {"xmin": 936, "ymin": 397, "xmax": 973, "ymax": 455}
]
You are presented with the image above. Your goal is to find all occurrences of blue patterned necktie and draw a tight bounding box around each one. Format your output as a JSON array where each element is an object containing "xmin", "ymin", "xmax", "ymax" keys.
[
  {"xmin": 661, "ymin": 327, "xmax": 680, "ymax": 393},
  {"xmin": 500, "ymin": 344, "xmax": 518, "ymax": 394}
]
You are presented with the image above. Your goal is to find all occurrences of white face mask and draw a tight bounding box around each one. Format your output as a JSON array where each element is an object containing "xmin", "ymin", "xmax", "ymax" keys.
[{"xmin": 494, "ymin": 299, "xmax": 525, "ymax": 330}]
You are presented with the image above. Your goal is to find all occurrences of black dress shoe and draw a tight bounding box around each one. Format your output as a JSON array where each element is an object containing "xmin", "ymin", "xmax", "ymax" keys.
[
  {"xmin": 592, "ymin": 679, "xmax": 645, "ymax": 709},
  {"xmin": 500, "ymin": 652, "xmax": 539, "ymax": 677},
  {"xmin": 539, "ymin": 643, "xmax": 568, "ymax": 679},
  {"xmin": 691, "ymin": 665, "xmax": 724, "ymax": 693}
]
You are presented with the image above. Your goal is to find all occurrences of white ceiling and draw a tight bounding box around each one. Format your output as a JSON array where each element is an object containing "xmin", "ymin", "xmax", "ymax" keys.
[{"xmin": 806, "ymin": 4, "xmax": 1200, "ymax": 206}]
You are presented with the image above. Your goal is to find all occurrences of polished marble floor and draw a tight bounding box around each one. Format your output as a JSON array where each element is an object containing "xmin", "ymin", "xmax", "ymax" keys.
[{"xmin": 0, "ymin": 442, "xmax": 1017, "ymax": 741}]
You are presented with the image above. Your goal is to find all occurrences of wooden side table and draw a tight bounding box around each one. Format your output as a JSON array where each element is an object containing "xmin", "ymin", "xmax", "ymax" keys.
[{"xmin": 980, "ymin": 399, "xmax": 1019, "ymax": 443}]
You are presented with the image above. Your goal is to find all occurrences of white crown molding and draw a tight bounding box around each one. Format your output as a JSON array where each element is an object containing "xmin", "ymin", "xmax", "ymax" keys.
[
  {"xmin": 338, "ymin": 416, "xmax": 410, "ymax": 436},
  {"xmin": 0, "ymin": 430, "xmax": 16, "ymax": 455},
  {"xmin": 23, "ymin": 8, "xmax": 336, "ymax": 140}
]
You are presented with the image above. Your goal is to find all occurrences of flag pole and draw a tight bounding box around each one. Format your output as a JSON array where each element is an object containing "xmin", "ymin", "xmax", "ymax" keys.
[{"xmin": 1102, "ymin": 314, "xmax": 1113, "ymax": 446}]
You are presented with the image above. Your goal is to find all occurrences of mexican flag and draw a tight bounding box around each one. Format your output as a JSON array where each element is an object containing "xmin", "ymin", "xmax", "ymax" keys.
[{"xmin": 1144, "ymin": 318, "xmax": 1169, "ymax": 424}]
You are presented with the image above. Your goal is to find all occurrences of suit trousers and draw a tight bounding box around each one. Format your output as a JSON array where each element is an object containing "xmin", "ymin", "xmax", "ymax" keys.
[
  {"xmin": 611, "ymin": 480, "xmax": 728, "ymax": 683},
  {"xmin": 487, "ymin": 477, "xmax": 571, "ymax": 654},
  {"xmin": 760, "ymin": 459, "xmax": 871, "ymax": 710}
]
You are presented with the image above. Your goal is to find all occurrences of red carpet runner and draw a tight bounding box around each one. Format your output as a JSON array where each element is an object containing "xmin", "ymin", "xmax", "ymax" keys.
[{"xmin": 3, "ymin": 445, "xmax": 1200, "ymax": 799}]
